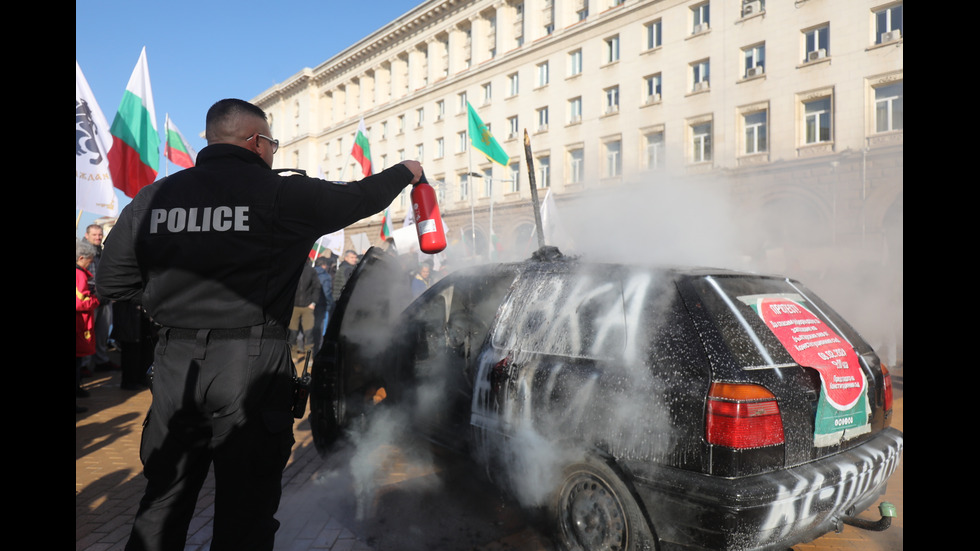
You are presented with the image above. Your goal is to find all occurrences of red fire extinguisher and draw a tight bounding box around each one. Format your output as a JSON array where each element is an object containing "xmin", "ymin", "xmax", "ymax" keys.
[{"xmin": 411, "ymin": 173, "xmax": 447, "ymax": 254}]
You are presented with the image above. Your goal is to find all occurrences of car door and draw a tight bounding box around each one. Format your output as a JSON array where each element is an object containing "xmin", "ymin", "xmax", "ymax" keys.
[{"xmin": 309, "ymin": 247, "xmax": 414, "ymax": 453}]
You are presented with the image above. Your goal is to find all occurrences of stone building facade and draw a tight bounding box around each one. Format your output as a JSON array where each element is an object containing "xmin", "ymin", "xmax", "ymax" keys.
[{"xmin": 253, "ymin": 0, "xmax": 902, "ymax": 361}]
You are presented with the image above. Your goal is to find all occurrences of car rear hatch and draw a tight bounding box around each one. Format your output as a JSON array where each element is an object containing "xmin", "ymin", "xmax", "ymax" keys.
[{"xmin": 680, "ymin": 273, "xmax": 895, "ymax": 475}]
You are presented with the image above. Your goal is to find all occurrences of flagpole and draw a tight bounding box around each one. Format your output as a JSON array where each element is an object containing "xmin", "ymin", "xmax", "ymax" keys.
[
  {"xmin": 312, "ymin": 235, "xmax": 324, "ymax": 266},
  {"xmin": 488, "ymin": 170, "xmax": 493, "ymax": 259},
  {"xmin": 468, "ymin": 141, "xmax": 476, "ymax": 257},
  {"xmin": 164, "ymin": 114, "xmax": 170, "ymax": 177}
]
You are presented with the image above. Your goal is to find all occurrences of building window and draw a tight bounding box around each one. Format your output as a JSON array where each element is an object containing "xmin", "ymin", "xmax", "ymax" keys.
[
  {"xmin": 741, "ymin": 0, "xmax": 764, "ymax": 18},
  {"xmin": 692, "ymin": 2, "xmax": 710, "ymax": 34},
  {"xmin": 416, "ymin": 143, "xmax": 424, "ymax": 162},
  {"xmin": 537, "ymin": 155, "xmax": 550, "ymax": 188},
  {"xmin": 875, "ymin": 3, "xmax": 903, "ymax": 43},
  {"xmin": 645, "ymin": 19, "xmax": 662, "ymax": 50},
  {"xmin": 605, "ymin": 35, "xmax": 620, "ymax": 64},
  {"xmin": 487, "ymin": 14, "xmax": 497, "ymax": 59},
  {"xmin": 692, "ymin": 122, "xmax": 712, "ymax": 163},
  {"xmin": 416, "ymin": 107, "xmax": 424, "ymax": 127},
  {"xmin": 514, "ymin": 2, "xmax": 524, "ymax": 47},
  {"xmin": 459, "ymin": 172, "xmax": 469, "ymax": 200},
  {"xmin": 543, "ymin": 0, "xmax": 555, "ymax": 35},
  {"xmin": 435, "ymin": 173, "xmax": 446, "ymax": 203},
  {"xmin": 458, "ymin": 130, "xmax": 468, "ymax": 152},
  {"xmin": 644, "ymin": 74, "xmax": 662, "ymax": 103},
  {"xmin": 874, "ymin": 81, "xmax": 903, "ymax": 133},
  {"xmin": 743, "ymin": 111, "xmax": 768, "ymax": 154},
  {"xmin": 743, "ymin": 44, "xmax": 765, "ymax": 78},
  {"xmin": 482, "ymin": 168, "xmax": 493, "ymax": 197},
  {"xmin": 482, "ymin": 82, "xmax": 492, "ymax": 105},
  {"xmin": 458, "ymin": 91, "xmax": 468, "ymax": 113},
  {"xmin": 568, "ymin": 97, "xmax": 582, "ymax": 124},
  {"xmin": 604, "ymin": 86, "xmax": 620, "ymax": 114},
  {"xmin": 380, "ymin": 121, "xmax": 388, "ymax": 140},
  {"xmin": 397, "ymin": 115, "xmax": 405, "ymax": 134},
  {"xmin": 804, "ymin": 24, "xmax": 830, "ymax": 62},
  {"xmin": 644, "ymin": 130, "xmax": 665, "ymax": 170},
  {"xmin": 568, "ymin": 147, "xmax": 584, "ymax": 184},
  {"xmin": 435, "ymin": 137, "xmax": 445, "ymax": 159},
  {"xmin": 537, "ymin": 107, "xmax": 549, "ymax": 132},
  {"xmin": 537, "ymin": 61, "xmax": 550, "ymax": 87},
  {"xmin": 508, "ymin": 72, "xmax": 519, "ymax": 96},
  {"xmin": 569, "ymin": 49, "xmax": 583, "ymax": 77},
  {"xmin": 436, "ymin": 100, "xmax": 445, "ymax": 120},
  {"xmin": 577, "ymin": 6, "xmax": 589, "ymax": 21},
  {"xmin": 692, "ymin": 60, "xmax": 710, "ymax": 92},
  {"xmin": 604, "ymin": 139, "xmax": 622, "ymax": 177},
  {"xmin": 804, "ymin": 97, "xmax": 832, "ymax": 144},
  {"xmin": 507, "ymin": 116, "xmax": 519, "ymax": 139},
  {"xmin": 509, "ymin": 161, "xmax": 520, "ymax": 193}
]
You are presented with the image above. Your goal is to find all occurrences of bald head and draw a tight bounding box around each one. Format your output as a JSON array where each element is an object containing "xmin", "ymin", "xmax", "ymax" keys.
[
  {"xmin": 205, "ymin": 99, "xmax": 268, "ymax": 144},
  {"xmin": 205, "ymin": 99, "xmax": 277, "ymax": 166}
]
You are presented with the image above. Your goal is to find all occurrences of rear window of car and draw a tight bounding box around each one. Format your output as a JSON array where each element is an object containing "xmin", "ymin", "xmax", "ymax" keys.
[{"xmin": 689, "ymin": 275, "xmax": 866, "ymax": 369}]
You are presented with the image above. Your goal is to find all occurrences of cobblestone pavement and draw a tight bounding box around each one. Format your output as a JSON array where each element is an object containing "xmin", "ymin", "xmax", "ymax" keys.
[{"xmin": 76, "ymin": 364, "xmax": 902, "ymax": 551}]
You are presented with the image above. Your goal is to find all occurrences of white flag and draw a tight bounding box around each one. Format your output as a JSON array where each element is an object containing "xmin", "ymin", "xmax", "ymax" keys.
[
  {"xmin": 540, "ymin": 189, "xmax": 575, "ymax": 252},
  {"xmin": 76, "ymin": 61, "xmax": 118, "ymax": 217},
  {"xmin": 319, "ymin": 230, "xmax": 345, "ymax": 257}
]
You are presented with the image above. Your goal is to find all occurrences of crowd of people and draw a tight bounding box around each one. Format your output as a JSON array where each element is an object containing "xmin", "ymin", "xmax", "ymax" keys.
[
  {"xmin": 76, "ymin": 223, "xmax": 157, "ymax": 413},
  {"xmin": 76, "ymin": 231, "xmax": 447, "ymax": 414}
]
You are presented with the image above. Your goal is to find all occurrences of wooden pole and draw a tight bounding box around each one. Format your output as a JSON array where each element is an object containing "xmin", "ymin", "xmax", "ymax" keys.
[{"xmin": 523, "ymin": 129, "xmax": 545, "ymax": 250}]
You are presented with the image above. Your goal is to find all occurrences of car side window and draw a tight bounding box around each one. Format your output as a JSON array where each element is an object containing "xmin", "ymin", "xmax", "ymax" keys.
[{"xmin": 492, "ymin": 271, "xmax": 627, "ymax": 360}]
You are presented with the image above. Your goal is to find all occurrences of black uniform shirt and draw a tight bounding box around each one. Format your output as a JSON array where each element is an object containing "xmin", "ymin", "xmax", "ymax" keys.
[{"xmin": 97, "ymin": 144, "xmax": 413, "ymax": 329}]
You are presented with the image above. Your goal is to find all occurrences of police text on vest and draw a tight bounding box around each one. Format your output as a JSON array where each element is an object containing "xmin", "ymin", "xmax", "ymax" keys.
[{"xmin": 149, "ymin": 206, "xmax": 250, "ymax": 234}]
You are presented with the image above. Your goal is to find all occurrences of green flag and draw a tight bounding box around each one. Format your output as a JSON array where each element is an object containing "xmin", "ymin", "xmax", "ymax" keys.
[{"xmin": 467, "ymin": 101, "xmax": 509, "ymax": 165}]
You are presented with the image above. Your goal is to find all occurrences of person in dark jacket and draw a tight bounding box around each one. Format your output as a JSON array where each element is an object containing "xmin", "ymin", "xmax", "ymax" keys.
[
  {"xmin": 312, "ymin": 256, "xmax": 334, "ymax": 355},
  {"xmin": 96, "ymin": 98, "xmax": 422, "ymax": 551},
  {"xmin": 331, "ymin": 249, "xmax": 359, "ymax": 303},
  {"xmin": 288, "ymin": 261, "xmax": 320, "ymax": 362},
  {"xmin": 112, "ymin": 300, "xmax": 155, "ymax": 391}
]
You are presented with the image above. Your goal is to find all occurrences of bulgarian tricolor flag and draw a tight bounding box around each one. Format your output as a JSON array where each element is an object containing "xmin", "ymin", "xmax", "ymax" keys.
[
  {"xmin": 165, "ymin": 114, "xmax": 197, "ymax": 169},
  {"xmin": 380, "ymin": 208, "xmax": 392, "ymax": 241},
  {"xmin": 351, "ymin": 117, "xmax": 372, "ymax": 178},
  {"xmin": 108, "ymin": 47, "xmax": 160, "ymax": 198}
]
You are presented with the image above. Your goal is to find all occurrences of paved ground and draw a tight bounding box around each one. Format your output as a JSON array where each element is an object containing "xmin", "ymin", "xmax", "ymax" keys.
[{"xmin": 76, "ymin": 362, "xmax": 903, "ymax": 551}]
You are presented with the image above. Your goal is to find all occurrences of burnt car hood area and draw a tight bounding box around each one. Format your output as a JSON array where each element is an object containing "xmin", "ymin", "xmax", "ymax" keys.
[{"xmin": 310, "ymin": 246, "xmax": 902, "ymax": 551}]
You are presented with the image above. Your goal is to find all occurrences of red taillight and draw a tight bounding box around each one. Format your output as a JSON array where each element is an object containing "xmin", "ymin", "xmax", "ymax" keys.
[
  {"xmin": 881, "ymin": 362, "xmax": 893, "ymax": 413},
  {"xmin": 706, "ymin": 383, "xmax": 785, "ymax": 449}
]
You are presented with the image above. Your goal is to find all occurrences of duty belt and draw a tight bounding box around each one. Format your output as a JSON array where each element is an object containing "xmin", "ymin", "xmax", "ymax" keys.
[{"xmin": 159, "ymin": 325, "xmax": 287, "ymax": 359}]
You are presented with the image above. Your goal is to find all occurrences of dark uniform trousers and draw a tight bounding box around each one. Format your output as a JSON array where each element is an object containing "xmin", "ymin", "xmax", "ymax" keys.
[{"xmin": 126, "ymin": 326, "xmax": 295, "ymax": 551}]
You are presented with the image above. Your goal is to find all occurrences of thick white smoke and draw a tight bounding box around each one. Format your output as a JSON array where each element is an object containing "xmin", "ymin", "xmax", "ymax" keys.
[
  {"xmin": 279, "ymin": 165, "xmax": 901, "ymax": 542},
  {"xmin": 530, "ymin": 169, "xmax": 902, "ymax": 368}
]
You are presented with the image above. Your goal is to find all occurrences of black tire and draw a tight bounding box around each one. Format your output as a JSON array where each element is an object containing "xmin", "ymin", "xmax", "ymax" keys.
[{"xmin": 550, "ymin": 457, "xmax": 656, "ymax": 551}]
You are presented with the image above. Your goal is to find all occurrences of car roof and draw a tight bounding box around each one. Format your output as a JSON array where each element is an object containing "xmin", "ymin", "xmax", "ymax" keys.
[{"xmin": 448, "ymin": 250, "xmax": 788, "ymax": 283}]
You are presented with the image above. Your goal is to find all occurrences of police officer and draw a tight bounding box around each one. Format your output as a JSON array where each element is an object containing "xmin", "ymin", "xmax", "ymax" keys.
[{"xmin": 96, "ymin": 98, "xmax": 422, "ymax": 551}]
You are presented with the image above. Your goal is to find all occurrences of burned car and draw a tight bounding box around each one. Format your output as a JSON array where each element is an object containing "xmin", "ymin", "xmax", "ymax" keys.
[{"xmin": 310, "ymin": 247, "xmax": 903, "ymax": 551}]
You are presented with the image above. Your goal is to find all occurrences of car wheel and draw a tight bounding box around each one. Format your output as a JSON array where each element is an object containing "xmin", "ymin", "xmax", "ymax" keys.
[{"xmin": 551, "ymin": 457, "xmax": 656, "ymax": 551}]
